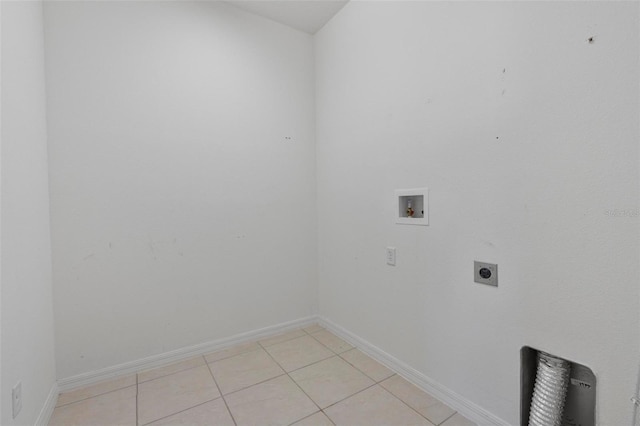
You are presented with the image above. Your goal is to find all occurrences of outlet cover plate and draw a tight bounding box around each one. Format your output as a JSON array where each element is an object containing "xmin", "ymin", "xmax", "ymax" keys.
[
  {"xmin": 474, "ymin": 261, "xmax": 498, "ymax": 287},
  {"xmin": 386, "ymin": 247, "xmax": 396, "ymax": 266}
]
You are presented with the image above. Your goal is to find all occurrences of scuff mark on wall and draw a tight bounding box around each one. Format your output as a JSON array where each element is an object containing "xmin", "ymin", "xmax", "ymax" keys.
[
  {"xmin": 147, "ymin": 239, "xmax": 157, "ymax": 261},
  {"xmin": 147, "ymin": 236, "xmax": 184, "ymax": 259},
  {"xmin": 499, "ymin": 67, "xmax": 507, "ymax": 98},
  {"xmin": 481, "ymin": 240, "xmax": 496, "ymax": 248}
]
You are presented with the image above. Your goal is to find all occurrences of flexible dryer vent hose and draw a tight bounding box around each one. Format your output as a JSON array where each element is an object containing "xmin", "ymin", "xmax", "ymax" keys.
[{"xmin": 528, "ymin": 352, "xmax": 570, "ymax": 426}]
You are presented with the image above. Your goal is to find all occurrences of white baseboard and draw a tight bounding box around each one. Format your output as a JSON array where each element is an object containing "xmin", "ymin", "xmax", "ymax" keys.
[
  {"xmin": 317, "ymin": 316, "xmax": 510, "ymax": 426},
  {"xmin": 57, "ymin": 316, "xmax": 317, "ymax": 392},
  {"xmin": 56, "ymin": 314, "xmax": 507, "ymax": 426},
  {"xmin": 35, "ymin": 382, "xmax": 59, "ymax": 426}
]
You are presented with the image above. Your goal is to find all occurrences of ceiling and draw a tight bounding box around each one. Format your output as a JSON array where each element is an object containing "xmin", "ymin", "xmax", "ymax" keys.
[{"xmin": 225, "ymin": 1, "xmax": 349, "ymax": 34}]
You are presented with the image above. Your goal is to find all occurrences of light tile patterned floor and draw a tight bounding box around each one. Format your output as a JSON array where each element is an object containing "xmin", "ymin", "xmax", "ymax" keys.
[{"xmin": 49, "ymin": 325, "xmax": 476, "ymax": 426}]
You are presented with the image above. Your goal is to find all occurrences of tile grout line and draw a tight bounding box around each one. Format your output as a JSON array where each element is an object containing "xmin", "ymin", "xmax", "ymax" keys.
[
  {"xmin": 138, "ymin": 360, "xmax": 208, "ymax": 384},
  {"xmin": 379, "ymin": 382, "xmax": 449, "ymax": 426},
  {"xmin": 284, "ymin": 332, "xmax": 398, "ymax": 412},
  {"xmin": 138, "ymin": 356, "xmax": 221, "ymax": 426},
  {"xmin": 204, "ymin": 355, "xmax": 238, "ymax": 426},
  {"xmin": 260, "ymin": 329, "xmax": 310, "ymax": 349},
  {"xmin": 135, "ymin": 374, "xmax": 139, "ymax": 426},
  {"xmin": 285, "ymin": 410, "xmax": 322, "ymax": 426},
  {"xmin": 286, "ymin": 410, "xmax": 336, "ymax": 426},
  {"xmin": 282, "ymin": 353, "xmax": 335, "ymax": 375},
  {"xmin": 310, "ymin": 327, "xmax": 457, "ymax": 425},
  {"xmin": 317, "ymin": 326, "xmax": 466, "ymax": 424},
  {"xmin": 206, "ymin": 345, "xmax": 264, "ymax": 364},
  {"xmin": 438, "ymin": 411, "xmax": 458, "ymax": 426},
  {"xmin": 284, "ymin": 327, "xmax": 368, "ymax": 426},
  {"xmin": 307, "ymin": 330, "xmax": 354, "ymax": 356},
  {"xmin": 140, "ymin": 398, "xmax": 221, "ymax": 426},
  {"xmin": 337, "ymin": 349, "xmax": 396, "ymax": 384},
  {"xmin": 55, "ymin": 383, "xmax": 138, "ymax": 409},
  {"xmin": 58, "ymin": 355, "xmax": 215, "ymax": 409},
  {"xmin": 139, "ymin": 342, "xmax": 268, "ymax": 386},
  {"xmin": 264, "ymin": 333, "xmax": 333, "ymax": 356},
  {"xmin": 264, "ymin": 328, "xmax": 401, "ymax": 423},
  {"xmin": 59, "ymin": 356, "xmax": 235, "ymax": 410},
  {"xmin": 221, "ymin": 372, "xmax": 291, "ymax": 398},
  {"xmin": 322, "ymin": 410, "xmax": 338, "ymax": 426},
  {"xmin": 131, "ymin": 330, "xmax": 332, "ymax": 415},
  {"xmin": 258, "ymin": 340, "xmax": 322, "ymax": 410},
  {"xmin": 320, "ymin": 381, "xmax": 378, "ymax": 412},
  {"xmin": 210, "ymin": 344, "xmax": 381, "ymax": 401},
  {"xmin": 265, "ymin": 329, "xmax": 389, "ymax": 422},
  {"xmin": 375, "ymin": 373, "xmax": 398, "ymax": 384},
  {"xmin": 257, "ymin": 339, "xmax": 328, "ymax": 423},
  {"xmin": 203, "ymin": 329, "xmax": 313, "ymax": 369},
  {"xmin": 306, "ymin": 331, "xmax": 337, "ymax": 352},
  {"xmin": 320, "ymin": 410, "xmax": 338, "ymax": 426},
  {"xmin": 259, "ymin": 335, "xmax": 336, "ymax": 376}
]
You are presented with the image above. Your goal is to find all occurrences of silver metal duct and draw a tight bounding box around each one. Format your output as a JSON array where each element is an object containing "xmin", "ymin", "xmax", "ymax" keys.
[{"xmin": 528, "ymin": 352, "xmax": 570, "ymax": 426}]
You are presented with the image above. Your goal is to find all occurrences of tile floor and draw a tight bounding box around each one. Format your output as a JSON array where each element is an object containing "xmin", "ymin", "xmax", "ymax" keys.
[{"xmin": 49, "ymin": 325, "xmax": 476, "ymax": 426}]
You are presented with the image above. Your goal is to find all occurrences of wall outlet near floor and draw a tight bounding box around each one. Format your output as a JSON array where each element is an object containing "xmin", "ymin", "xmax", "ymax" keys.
[
  {"xmin": 386, "ymin": 247, "xmax": 396, "ymax": 266},
  {"xmin": 12, "ymin": 381, "xmax": 22, "ymax": 419}
]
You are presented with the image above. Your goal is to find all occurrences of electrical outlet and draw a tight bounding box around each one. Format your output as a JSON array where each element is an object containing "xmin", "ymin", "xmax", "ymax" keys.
[
  {"xmin": 386, "ymin": 247, "xmax": 396, "ymax": 266},
  {"xmin": 474, "ymin": 261, "xmax": 498, "ymax": 286},
  {"xmin": 12, "ymin": 381, "xmax": 22, "ymax": 419}
]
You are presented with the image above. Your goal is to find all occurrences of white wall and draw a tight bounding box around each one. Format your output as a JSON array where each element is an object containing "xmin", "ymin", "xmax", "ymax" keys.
[
  {"xmin": 316, "ymin": 2, "xmax": 639, "ymax": 425},
  {"xmin": 44, "ymin": 1, "xmax": 316, "ymax": 379},
  {"xmin": 1, "ymin": 3, "xmax": 4, "ymax": 421},
  {"xmin": 1, "ymin": 1, "xmax": 57, "ymax": 424}
]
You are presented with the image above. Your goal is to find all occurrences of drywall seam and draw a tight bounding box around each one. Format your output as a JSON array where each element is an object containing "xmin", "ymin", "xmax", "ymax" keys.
[
  {"xmin": 57, "ymin": 316, "xmax": 316, "ymax": 392},
  {"xmin": 318, "ymin": 316, "xmax": 510, "ymax": 426}
]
